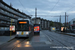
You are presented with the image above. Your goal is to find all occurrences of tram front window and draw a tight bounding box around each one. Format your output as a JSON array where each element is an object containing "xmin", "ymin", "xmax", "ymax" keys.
[{"xmin": 17, "ymin": 21, "xmax": 29, "ymax": 31}]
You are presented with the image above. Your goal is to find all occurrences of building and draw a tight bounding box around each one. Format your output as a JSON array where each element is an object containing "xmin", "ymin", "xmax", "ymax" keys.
[
  {"xmin": 69, "ymin": 18, "xmax": 75, "ymax": 26},
  {"xmin": 0, "ymin": 0, "xmax": 31, "ymax": 30},
  {"xmin": 53, "ymin": 22, "xmax": 61, "ymax": 29},
  {"xmin": 69, "ymin": 18, "xmax": 75, "ymax": 30},
  {"xmin": 32, "ymin": 17, "xmax": 51, "ymax": 30}
]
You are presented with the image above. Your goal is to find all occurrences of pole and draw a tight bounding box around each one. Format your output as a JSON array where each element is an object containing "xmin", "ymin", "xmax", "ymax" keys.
[
  {"xmin": 10, "ymin": 19, "xmax": 12, "ymax": 37},
  {"xmin": 67, "ymin": 15, "xmax": 68, "ymax": 24},
  {"xmin": 60, "ymin": 15, "xmax": 61, "ymax": 32},
  {"xmin": 35, "ymin": 8, "xmax": 37, "ymax": 24},
  {"xmin": 65, "ymin": 12, "xmax": 66, "ymax": 32}
]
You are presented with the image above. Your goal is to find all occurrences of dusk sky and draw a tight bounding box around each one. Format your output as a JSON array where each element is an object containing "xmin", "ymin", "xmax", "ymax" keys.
[{"xmin": 3, "ymin": 0, "xmax": 75, "ymax": 23}]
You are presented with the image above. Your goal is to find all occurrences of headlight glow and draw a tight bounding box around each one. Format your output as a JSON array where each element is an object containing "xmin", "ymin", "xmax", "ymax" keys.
[
  {"xmin": 17, "ymin": 32, "xmax": 19, "ymax": 34},
  {"xmin": 26, "ymin": 32, "xmax": 29, "ymax": 34}
]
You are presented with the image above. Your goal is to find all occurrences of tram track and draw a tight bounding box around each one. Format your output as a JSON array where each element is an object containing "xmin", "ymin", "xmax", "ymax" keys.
[
  {"xmin": 42, "ymin": 31, "xmax": 74, "ymax": 50},
  {"xmin": 48, "ymin": 31, "xmax": 75, "ymax": 46},
  {"xmin": 12, "ymin": 38, "xmax": 27, "ymax": 50},
  {"xmin": 0, "ymin": 37, "xmax": 29, "ymax": 50},
  {"xmin": 0, "ymin": 38, "xmax": 18, "ymax": 49},
  {"xmin": 54, "ymin": 31, "xmax": 75, "ymax": 44},
  {"xmin": 44, "ymin": 32, "xmax": 67, "ymax": 46},
  {"xmin": 50, "ymin": 32, "xmax": 75, "ymax": 46}
]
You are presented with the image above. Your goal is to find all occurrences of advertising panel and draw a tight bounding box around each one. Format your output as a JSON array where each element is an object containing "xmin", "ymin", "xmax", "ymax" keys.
[
  {"xmin": 10, "ymin": 25, "xmax": 15, "ymax": 31},
  {"xmin": 34, "ymin": 24, "xmax": 40, "ymax": 32},
  {"xmin": 51, "ymin": 27, "xmax": 56, "ymax": 31},
  {"xmin": 61, "ymin": 27, "xmax": 66, "ymax": 31},
  {"xmin": 61, "ymin": 27, "xmax": 64, "ymax": 31}
]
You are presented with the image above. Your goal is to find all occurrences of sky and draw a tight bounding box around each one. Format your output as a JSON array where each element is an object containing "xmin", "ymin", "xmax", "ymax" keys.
[{"xmin": 3, "ymin": 0, "xmax": 75, "ymax": 23}]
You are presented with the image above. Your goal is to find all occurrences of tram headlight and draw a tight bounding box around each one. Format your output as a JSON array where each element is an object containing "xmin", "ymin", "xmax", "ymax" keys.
[
  {"xmin": 17, "ymin": 32, "xmax": 19, "ymax": 34},
  {"xmin": 26, "ymin": 32, "xmax": 29, "ymax": 34}
]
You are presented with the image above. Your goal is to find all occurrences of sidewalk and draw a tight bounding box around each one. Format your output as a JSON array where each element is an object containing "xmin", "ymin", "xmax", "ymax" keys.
[
  {"xmin": 0, "ymin": 35, "xmax": 15, "ymax": 45},
  {"xmin": 66, "ymin": 33, "xmax": 75, "ymax": 35},
  {"xmin": 30, "ymin": 31, "xmax": 52, "ymax": 46},
  {"xmin": 56, "ymin": 31, "xmax": 75, "ymax": 36}
]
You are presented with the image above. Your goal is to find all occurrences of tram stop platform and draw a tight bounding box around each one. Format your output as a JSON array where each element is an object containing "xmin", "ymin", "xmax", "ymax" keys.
[
  {"xmin": 30, "ymin": 31, "xmax": 52, "ymax": 47},
  {"xmin": 0, "ymin": 35, "xmax": 15, "ymax": 45}
]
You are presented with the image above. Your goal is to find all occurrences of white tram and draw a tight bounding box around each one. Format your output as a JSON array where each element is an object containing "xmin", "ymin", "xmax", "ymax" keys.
[{"xmin": 15, "ymin": 19, "xmax": 34, "ymax": 37}]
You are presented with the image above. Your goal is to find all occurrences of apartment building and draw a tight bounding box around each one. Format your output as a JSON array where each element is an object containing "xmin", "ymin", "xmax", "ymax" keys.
[{"xmin": 0, "ymin": 0, "xmax": 31, "ymax": 30}]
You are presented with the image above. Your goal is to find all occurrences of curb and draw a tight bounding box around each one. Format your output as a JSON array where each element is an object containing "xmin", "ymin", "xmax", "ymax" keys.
[
  {"xmin": 8, "ymin": 37, "xmax": 15, "ymax": 42},
  {"xmin": 0, "ymin": 36, "xmax": 15, "ymax": 46}
]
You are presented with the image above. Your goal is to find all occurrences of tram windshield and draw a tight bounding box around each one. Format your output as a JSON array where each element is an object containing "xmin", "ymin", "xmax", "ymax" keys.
[{"xmin": 17, "ymin": 21, "xmax": 29, "ymax": 31}]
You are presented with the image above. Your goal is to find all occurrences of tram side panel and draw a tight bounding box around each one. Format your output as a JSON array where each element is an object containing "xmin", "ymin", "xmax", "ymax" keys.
[{"xmin": 29, "ymin": 25, "xmax": 34, "ymax": 39}]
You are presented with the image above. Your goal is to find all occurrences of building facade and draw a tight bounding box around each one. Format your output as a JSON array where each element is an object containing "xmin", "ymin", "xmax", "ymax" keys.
[
  {"xmin": 0, "ymin": 0, "xmax": 31, "ymax": 30},
  {"xmin": 69, "ymin": 18, "xmax": 75, "ymax": 30},
  {"xmin": 32, "ymin": 17, "xmax": 51, "ymax": 30}
]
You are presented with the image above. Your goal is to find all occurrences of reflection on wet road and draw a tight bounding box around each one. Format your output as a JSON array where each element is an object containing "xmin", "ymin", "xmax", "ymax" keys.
[
  {"xmin": 0, "ymin": 31, "xmax": 58, "ymax": 50},
  {"xmin": 0, "ymin": 38, "xmax": 56, "ymax": 50},
  {"xmin": 0, "ymin": 38, "xmax": 31, "ymax": 50}
]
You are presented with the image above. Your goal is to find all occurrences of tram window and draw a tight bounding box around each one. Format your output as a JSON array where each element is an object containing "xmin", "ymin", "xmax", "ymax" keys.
[
  {"xmin": 17, "ymin": 24, "xmax": 29, "ymax": 31},
  {"xmin": 17, "ymin": 21, "xmax": 29, "ymax": 31}
]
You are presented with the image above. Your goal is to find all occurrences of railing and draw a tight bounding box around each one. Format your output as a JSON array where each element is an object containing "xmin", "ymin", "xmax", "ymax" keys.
[
  {"xmin": 0, "ymin": 11, "xmax": 18, "ymax": 19},
  {"xmin": 0, "ymin": 23, "xmax": 9, "ymax": 27},
  {"xmin": 0, "ymin": 3, "xmax": 28, "ymax": 18},
  {"xmin": 0, "ymin": 16, "xmax": 10, "ymax": 22}
]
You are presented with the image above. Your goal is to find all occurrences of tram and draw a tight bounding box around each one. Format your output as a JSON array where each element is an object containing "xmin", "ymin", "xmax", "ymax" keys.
[{"xmin": 15, "ymin": 19, "xmax": 34, "ymax": 38}]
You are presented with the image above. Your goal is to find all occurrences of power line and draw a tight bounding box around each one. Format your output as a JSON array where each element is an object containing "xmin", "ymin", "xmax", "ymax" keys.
[
  {"xmin": 50, "ymin": 0, "xmax": 60, "ymax": 11},
  {"xmin": 18, "ymin": 0, "xmax": 25, "ymax": 9},
  {"xmin": 29, "ymin": 15, "xmax": 66, "ymax": 17},
  {"xmin": 18, "ymin": 0, "xmax": 31, "ymax": 15}
]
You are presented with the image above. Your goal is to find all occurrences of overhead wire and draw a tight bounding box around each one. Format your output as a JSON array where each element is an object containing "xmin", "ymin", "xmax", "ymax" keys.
[
  {"xmin": 29, "ymin": 15, "xmax": 65, "ymax": 17},
  {"xmin": 50, "ymin": 0, "xmax": 60, "ymax": 12},
  {"xmin": 18, "ymin": 0, "xmax": 61, "ymax": 17},
  {"xmin": 18, "ymin": 0, "xmax": 31, "ymax": 15}
]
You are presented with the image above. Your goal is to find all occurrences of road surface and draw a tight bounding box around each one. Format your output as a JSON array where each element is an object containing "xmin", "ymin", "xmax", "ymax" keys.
[{"xmin": 42, "ymin": 30, "xmax": 75, "ymax": 50}]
